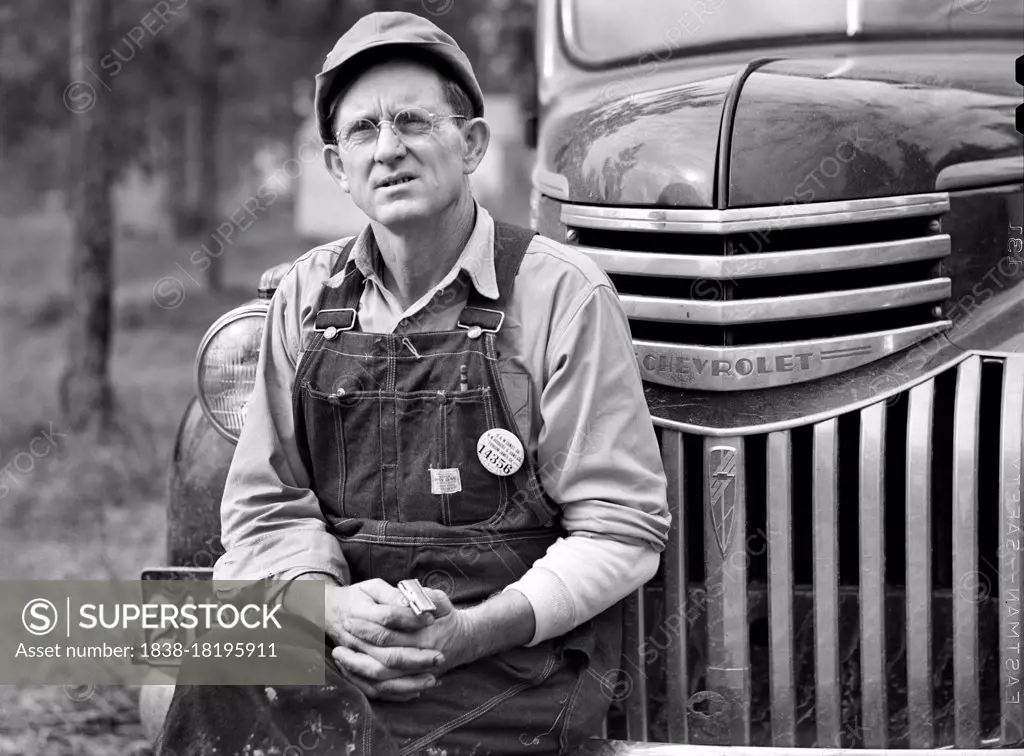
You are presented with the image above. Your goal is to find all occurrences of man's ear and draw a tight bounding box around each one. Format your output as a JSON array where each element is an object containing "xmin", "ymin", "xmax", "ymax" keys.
[
  {"xmin": 461, "ymin": 117, "xmax": 491, "ymax": 175},
  {"xmin": 323, "ymin": 145, "xmax": 350, "ymax": 194}
]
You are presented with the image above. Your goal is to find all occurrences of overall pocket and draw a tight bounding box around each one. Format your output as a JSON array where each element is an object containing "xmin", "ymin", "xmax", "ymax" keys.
[
  {"xmin": 301, "ymin": 379, "xmax": 404, "ymax": 521},
  {"xmin": 298, "ymin": 381, "xmax": 350, "ymax": 519},
  {"xmin": 397, "ymin": 386, "xmax": 507, "ymax": 527}
]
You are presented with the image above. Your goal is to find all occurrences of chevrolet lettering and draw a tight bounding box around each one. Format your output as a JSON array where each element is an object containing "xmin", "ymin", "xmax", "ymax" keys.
[{"xmin": 640, "ymin": 351, "xmax": 814, "ymax": 378}]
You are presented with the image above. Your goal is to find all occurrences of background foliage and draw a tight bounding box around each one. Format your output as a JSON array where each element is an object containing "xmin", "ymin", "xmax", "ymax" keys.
[{"xmin": 0, "ymin": 0, "xmax": 535, "ymax": 213}]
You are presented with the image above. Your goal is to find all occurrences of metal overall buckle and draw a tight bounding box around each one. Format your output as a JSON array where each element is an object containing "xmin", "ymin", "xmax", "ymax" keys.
[
  {"xmin": 457, "ymin": 308, "xmax": 505, "ymax": 339},
  {"xmin": 314, "ymin": 308, "xmax": 357, "ymax": 341}
]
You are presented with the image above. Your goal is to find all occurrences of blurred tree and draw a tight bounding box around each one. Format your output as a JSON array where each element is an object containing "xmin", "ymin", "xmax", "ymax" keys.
[
  {"xmin": 0, "ymin": 1, "xmax": 72, "ymax": 203},
  {"xmin": 184, "ymin": 2, "xmax": 224, "ymax": 290},
  {"xmin": 61, "ymin": 0, "xmax": 114, "ymax": 431}
]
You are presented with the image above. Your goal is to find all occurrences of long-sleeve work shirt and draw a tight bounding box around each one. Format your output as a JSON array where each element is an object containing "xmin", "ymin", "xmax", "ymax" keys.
[{"xmin": 214, "ymin": 204, "xmax": 671, "ymax": 645}]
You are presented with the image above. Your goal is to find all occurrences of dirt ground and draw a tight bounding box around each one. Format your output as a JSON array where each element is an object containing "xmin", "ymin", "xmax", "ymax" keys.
[{"xmin": 0, "ymin": 209, "xmax": 309, "ymax": 755}]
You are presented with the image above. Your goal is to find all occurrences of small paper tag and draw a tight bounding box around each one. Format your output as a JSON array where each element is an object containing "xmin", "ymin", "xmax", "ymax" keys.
[{"xmin": 430, "ymin": 467, "xmax": 462, "ymax": 494}]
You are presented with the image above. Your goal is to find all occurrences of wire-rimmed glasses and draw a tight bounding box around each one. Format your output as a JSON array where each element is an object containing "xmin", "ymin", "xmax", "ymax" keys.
[{"xmin": 335, "ymin": 107, "xmax": 467, "ymax": 152}]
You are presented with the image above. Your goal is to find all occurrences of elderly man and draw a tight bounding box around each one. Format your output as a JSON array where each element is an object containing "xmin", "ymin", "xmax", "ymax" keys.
[{"xmin": 159, "ymin": 11, "xmax": 669, "ymax": 756}]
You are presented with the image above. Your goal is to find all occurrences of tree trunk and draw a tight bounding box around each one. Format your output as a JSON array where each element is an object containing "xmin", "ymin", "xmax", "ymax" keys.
[
  {"xmin": 199, "ymin": 6, "xmax": 222, "ymax": 291},
  {"xmin": 62, "ymin": 0, "xmax": 114, "ymax": 432},
  {"xmin": 165, "ymin": 104, "xmax": 189, "ymax": 237},
  {"xmin": 182, "ymin": 96, "xmax": 202, "ymax": 235},
  {"xmin": 0, "ymin": 82, "xmax": 6, "ymax": 164},
  {"xmin": 179, "ymin": 4, "xmax": 224, "ymax": 290}
]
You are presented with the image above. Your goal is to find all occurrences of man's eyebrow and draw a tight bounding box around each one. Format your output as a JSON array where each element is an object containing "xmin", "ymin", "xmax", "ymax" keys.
[
  {"xmin": 340, "ymin": 108, "xmax": 378, "ymax": 121},
  {"xmin": 343, "ymin": 101, "xmax": 445, "ymax": 120}
]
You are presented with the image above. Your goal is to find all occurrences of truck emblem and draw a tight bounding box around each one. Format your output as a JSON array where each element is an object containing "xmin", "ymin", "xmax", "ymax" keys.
[
  {"xmin": 708, "ymin": 445, "xmax": 738, "ymax": 556},
  {"xmin": 630, "ymin": 324, "xmax": 959, "ymax": 391}
]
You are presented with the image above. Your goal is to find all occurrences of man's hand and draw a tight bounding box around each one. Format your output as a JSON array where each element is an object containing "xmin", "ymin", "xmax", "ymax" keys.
[
  {"xmin": 336, "ymin": 586, "xmax": 537, "ymax": 697},
  {"xmin": 285, "ymin": 576, "xmax": 447, "ymax": 701},
  {"xmin": 325, "ymin": 579, "xmax": 451, "ymax": 701},
  {"xmin": 334, "ymin": 587, "xmax": 473, "ymax": 680}
]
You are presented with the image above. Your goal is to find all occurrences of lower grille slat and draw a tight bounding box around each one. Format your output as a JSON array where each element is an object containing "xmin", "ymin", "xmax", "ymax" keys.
[
  {"xmin": 623, "ymin": 588, "xmax": 649, "ymax": 742},
  {"xmin": 661, "ymin": 431, "xmax": 690, "ymax": 744},
  {"xmin": 704, "ymin": 437, "xmax": 751, "ymax": 745},
  {"xmin": 767, "ymin": 431, "xmax": 796, "ymax": 746},
  {"xmin": 906, "ymin": 379, "xmax": 937, "ymax": 748},
  {"xmin": 999, "ymin": 356, "xmax": 1024, "ymax": 746},
  {"xmin": 813, "ymin": 420, "xmax": 842, "ymax": 747},
  {"xmin": 859, "ymin": 402, "xmax": 889, "ymax": 748},
  {"xmin": 953, "ymin": 356, "xmax": 983, "ymax": 748}
]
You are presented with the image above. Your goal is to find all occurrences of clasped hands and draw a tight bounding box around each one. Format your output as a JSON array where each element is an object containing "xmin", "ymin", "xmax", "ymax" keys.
[{"xmin": 325, "ymin": 579, "xmax": 472, "ymax": 701}]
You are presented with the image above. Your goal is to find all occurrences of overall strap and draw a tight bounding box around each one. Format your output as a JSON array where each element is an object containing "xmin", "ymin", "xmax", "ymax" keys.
[
  {"xmin": 457, "ymin": 220, "xmax": 537, "ymax": 333},
  {"xmin": 314, "ymin": 235, "xmax": 362, "ymax": 332}
]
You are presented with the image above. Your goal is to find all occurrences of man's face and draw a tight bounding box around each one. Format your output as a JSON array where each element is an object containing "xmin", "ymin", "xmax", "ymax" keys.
[{"xmin": 324, "ymin": 61, "xmax": 483, "ymax": 228}]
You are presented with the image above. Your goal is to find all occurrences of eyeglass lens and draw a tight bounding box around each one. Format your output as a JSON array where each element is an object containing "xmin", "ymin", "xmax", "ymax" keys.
[{"xmin": 341, "ymin": 108, "xmax": 437, "ymax": 147}]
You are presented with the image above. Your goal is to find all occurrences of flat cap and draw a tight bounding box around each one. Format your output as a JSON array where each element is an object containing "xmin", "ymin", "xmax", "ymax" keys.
[{"xmin": 314, "ymin": 11, "xmax": 485, "ymax": 144}]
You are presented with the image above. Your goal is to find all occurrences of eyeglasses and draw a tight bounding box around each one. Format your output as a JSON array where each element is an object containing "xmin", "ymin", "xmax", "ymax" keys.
[{"xmin": 335, "ymin": 107, "xmax": 467, "ymax": 151}]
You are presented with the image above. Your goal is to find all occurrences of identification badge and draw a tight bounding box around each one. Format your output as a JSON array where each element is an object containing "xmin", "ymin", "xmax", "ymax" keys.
[
  {"xmin": 476, "ymin": 428, "xmax": 524, "ymax": 477},
  {"xmin": 430, "ymin": 467, "xmax": 462, "ymax": 494}
]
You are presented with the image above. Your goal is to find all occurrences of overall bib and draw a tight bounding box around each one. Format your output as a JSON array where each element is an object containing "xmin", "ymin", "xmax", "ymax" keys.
[{"xmin": 160, "ymin": 223, "xmax": 622, "ymax": 756}]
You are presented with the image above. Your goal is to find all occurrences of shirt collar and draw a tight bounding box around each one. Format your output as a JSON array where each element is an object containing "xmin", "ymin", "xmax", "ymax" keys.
[{"xmin": 326, "ymin": 204, "xmax": 500, "ymax": 301}]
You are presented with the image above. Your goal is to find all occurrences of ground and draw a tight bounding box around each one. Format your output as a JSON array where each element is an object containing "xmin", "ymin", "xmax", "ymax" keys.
[{"xmin": 0, "ymin": 207, "xmax": 316, "ymax": 755}]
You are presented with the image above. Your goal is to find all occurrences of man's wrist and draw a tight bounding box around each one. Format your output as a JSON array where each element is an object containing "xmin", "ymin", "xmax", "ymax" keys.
[
  {"xmin": 457, "ymin": 589, "xmax": 536, "ymax": 665},
  {"xmin": 282, "ymin": 572, "xmax": 341, "ymax": 618}
]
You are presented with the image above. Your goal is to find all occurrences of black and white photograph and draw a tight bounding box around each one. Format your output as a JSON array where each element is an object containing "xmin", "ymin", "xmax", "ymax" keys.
[{"xmin": 1, "ymin": 0, "xmax": 1023, "ymax": 753}]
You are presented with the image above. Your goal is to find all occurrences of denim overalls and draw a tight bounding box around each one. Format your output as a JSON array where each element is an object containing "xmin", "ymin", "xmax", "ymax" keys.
[
  {"xmin": 291, "ymin": 222, "xmax": 622, "ymax": 754},
  {"xmin": 159, "ymin": 223, "xmax": 623, "ymax": 756}
]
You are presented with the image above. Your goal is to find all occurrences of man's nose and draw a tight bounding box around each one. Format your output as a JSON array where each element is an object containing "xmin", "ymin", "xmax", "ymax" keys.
[{"xmin": 373, "ymin": 123, "xmax": 406, "ymax": 162}]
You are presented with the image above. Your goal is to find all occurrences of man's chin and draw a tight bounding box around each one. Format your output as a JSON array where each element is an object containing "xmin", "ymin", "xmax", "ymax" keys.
[{"xmin": 369, "ymin": 199, "xmax": 435, "ymax": 228}]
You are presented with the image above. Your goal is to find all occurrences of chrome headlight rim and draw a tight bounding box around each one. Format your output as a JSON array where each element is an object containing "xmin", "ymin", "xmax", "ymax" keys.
[{"xmin": 194, "ymin": 300, "xmax": 270, "ymax": 444}]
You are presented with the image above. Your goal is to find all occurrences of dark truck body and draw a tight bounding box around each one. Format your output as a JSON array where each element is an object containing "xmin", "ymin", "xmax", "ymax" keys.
[{"xmin": 146, "ymin": 0, "xmax": 1024, "ymax": 751}]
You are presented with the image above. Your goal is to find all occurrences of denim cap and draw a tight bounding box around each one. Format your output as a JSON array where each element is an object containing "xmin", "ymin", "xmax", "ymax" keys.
[{"xmin": 315, "ymin": 11, "xmax": 485, "ymax": 145}]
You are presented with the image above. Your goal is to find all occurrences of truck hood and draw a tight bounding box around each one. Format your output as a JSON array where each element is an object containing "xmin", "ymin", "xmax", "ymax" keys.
[
  {"xmin": 539, "ymin": 44, "xmax": 1022, "ymax": 209},
  {"xmin": 728, "ymin": 48, "xmax": 1023, "ymax": 206},
  {"xmin": 541, "ymin": 63, "xmax": 736, "ymax": 208}
]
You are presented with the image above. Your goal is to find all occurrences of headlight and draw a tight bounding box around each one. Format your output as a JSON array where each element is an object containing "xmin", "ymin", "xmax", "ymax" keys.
[{"xmin": 195, "ymin": 302, "xmax": 269, "ymax": 443}]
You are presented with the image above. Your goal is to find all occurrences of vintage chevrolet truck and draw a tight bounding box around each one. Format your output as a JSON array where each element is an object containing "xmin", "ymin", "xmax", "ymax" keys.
[{"xmin": 141, "ymin": 0, "xmax": 1024, "ymax": 751}]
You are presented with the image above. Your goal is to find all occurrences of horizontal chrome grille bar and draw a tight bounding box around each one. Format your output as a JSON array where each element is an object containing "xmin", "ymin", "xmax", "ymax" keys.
[
  {"xmin": 562, "ymin": 193, "xmax": 950, "ymax": 234},
  {"xmin": 620, "ymin": 279, "xmax": 950, "ymax": 325},
  {"xmin": 577, "ymin": 235, "xmax": 950, "ymax": 279},
  {"xmin": 634, "ymin": 322, "xmax": 950, "ymax": 391}
]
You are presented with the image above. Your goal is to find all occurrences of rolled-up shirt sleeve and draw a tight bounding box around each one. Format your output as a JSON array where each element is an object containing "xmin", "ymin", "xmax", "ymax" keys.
[
  {"xmin": 213, "ymin": 261, "xmax": 350, "ymax": 586},
  {"xmin": 504, "ymin": 283, "xmax": 671, "ymax": 645}
]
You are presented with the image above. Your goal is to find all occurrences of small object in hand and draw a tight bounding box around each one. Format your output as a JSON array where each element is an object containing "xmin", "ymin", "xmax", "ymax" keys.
[{"xmin": 398, "ymin": 579, "xmax": 437, "ymax": 616}]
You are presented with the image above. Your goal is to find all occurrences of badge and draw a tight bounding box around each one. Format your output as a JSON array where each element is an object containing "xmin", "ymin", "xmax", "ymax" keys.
[{"xmin": 476, "ymin": 428, "xmax": 524, "ymax": 476}]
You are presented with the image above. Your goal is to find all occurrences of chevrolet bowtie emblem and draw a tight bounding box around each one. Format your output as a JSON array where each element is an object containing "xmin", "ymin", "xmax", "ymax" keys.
[{"xmin": 708, "ymin": 445, "xmax": 738, "ymax": 556}]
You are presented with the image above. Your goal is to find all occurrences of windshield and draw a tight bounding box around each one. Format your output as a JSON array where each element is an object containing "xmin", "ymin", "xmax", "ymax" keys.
[{"xmin": 565, "ymin": 0, "xmax": 1023, "ymax": 65}]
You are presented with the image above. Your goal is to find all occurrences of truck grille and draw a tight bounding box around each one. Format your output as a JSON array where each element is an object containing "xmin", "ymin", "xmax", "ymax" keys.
[
  {"xmin": 610, "ymin": 353, "xmax": 1023, "ymax": 749},
  {"xmin": 562, "ymin": 194, "xmax": 953, "ymax": 391}
]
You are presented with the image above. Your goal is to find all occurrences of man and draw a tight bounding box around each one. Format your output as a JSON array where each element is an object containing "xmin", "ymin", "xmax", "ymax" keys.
[{"xmin": 160, "ymin": 11, "xmax": 669, "ymax": 756}]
